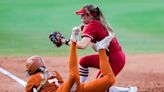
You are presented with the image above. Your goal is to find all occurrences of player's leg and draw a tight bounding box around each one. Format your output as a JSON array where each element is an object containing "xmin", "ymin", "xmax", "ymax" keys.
[
  {"xmin": 81, "ymin": 49, "xmax": 115, "ymax": 92},
  {"xmin": 57, "ymin": 41, "xmax": 80, "ymax": 92},
  {"xmin": 78, "ymin": 32, "xmax": 116, "ymax": 92},
  {"xmin": 96, "ymin": 51, "xmax": 125, "ymax": 78},
  {"xmin": 79, "ymin": 54, "xmax": 99, "ymax": 82}
]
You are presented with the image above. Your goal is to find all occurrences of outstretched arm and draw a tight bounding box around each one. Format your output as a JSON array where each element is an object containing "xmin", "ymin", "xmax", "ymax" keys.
[
  {"xmin": 62, "ymin": 36, "xmax": 91, "ymax": 49},
  {"xmin": 62, "ymin": 26, "xmax": 91, "ymax": 49}
]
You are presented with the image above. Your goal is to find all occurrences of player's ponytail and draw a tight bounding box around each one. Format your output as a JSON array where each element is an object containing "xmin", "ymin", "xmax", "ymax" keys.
[
  {"xmin": 83, "ymin": 4, "xmax": 113, "ymax": 32},
  {"xmin": 97, "ymin": 7, "xmax": 113, "ymax": 32}
]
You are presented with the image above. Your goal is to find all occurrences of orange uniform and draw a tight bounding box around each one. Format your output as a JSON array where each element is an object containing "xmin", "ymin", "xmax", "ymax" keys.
[
  {"xmin": 26, "ymin": 71, "xmax": 63, "ymax": 92},
  {"xmin": 26, "ymin": 41, "xmax": 115, "ymax": 92}
]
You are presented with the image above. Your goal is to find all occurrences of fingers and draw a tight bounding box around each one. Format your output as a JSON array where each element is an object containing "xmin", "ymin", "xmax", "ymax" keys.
[
  {"xmin": 70, "ymin": 26, "xmax": 81, "ymax": 42},
  {"xmin": 72, "ymin": 26, "xmax": 80, "ymax": 33}
]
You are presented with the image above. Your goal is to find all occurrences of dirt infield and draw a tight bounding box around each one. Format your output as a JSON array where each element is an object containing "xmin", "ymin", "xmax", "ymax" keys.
[{"xmin": 0, "ymin": 53, "xmax": 164, "ymax": 92}]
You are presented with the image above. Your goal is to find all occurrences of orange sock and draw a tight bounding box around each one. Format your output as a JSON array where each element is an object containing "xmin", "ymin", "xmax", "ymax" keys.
[
  {"xmin": 99, "ymin": 49, "xmax": 114, "ymax": 76},
  {"xmin": 68, "ymin": 41, "xmax": 80, "ymax": 82}
]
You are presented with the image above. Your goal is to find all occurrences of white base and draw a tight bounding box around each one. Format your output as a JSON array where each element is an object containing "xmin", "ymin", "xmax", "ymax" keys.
[{"xmin": 109, "ymin": 86, "xmax": 137, "ymax": 92}]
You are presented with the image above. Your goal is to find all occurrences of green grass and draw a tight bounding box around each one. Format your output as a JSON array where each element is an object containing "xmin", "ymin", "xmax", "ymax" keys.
[{"xmin": 0, "ymin": 0, "xmax": 164, "ymax": 56}]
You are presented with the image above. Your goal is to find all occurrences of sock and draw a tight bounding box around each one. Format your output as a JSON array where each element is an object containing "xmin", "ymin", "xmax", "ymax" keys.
[{"xmin": 79, "ymin": 65, "xmax": 88, "ymax": 82}]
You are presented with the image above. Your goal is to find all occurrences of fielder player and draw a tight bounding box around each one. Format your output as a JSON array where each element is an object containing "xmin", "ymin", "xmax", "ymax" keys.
[
  {"xmin": 49, "ymin": 4, "xmax": 137, "ymax": 92},
  {"xmin": 25, "ymin": 32, "xmax": 115, "ymax": 92},
  {"xmin": 74, "ymin": 3, "xmax": 125, "ymax": 82},
  {"xmin": 65, "ymin": 4, "xmax": 125, "ymax": 81}
]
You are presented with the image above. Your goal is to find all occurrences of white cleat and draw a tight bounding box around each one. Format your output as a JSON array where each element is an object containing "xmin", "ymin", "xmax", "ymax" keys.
[
  {"xmin": 95, "ymin": 32, "xmax": 114, "ymax": 52},
  {"xmin": 128, "ymin": 86, "xmax": 137, "ymax": 92},
  {"xmin": 108, "ymin": 86, "xmax": 137, "ymax": 92}
]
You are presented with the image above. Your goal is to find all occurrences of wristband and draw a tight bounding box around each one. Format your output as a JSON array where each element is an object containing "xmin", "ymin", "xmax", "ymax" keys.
[{"xmin": 65, "ymin": 39, "xmax": 70, "ymax": 46}]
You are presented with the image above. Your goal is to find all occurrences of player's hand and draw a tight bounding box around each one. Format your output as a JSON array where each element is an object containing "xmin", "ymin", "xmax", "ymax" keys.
[{"xmin": 70, "ymin": 26, "xmax": 80, "ymax": 42}]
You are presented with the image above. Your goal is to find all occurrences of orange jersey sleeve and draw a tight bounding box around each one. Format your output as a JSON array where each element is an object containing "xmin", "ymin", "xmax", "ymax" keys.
[
  {"xmin": 25, "ymin": 71, "xmax": 64, "ymax": 92},
  {"xmin": 25, "ymin": 73, "xmax": 42, "ymax": 92}
]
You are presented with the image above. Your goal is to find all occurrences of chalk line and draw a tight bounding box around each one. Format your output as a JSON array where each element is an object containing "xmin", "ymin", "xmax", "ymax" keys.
[{"xmin": 0, "ymin": 67, "xmax": 27, "ymax": 87}]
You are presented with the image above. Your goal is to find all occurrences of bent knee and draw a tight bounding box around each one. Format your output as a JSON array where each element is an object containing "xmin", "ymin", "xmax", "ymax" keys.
[
  {"xmin": 110, "ymin": 76, "xmax": 116, "ymax": 85},
  {"xmin": 68, "ymin": 73, "xmax": 77, "ymax": 80},
  {"xmin": 105, "ymin": 74, "xmax": 116, "ymax": 86},
  {"xmin": 79, "ymin": 57, "xmax": 88, "ymax": 67}
]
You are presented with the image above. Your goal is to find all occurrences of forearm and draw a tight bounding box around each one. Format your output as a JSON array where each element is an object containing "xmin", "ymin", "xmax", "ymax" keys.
[
  {"xmin": 76, "ymin": 41, "xmax": 88, "ymax": 49},
  {"xmin": 99, "ymin": 49, "xmax": 114, "ymax": 77},
  {"xmin": 62, "ymin": 38, "xmax": 89, "ymax": 49},
  {"xmin": 90, "ymin": 42, "xmax": 97, "ymax": 52}
]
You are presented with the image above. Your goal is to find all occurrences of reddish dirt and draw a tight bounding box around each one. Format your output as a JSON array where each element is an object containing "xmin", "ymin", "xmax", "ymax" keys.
[{"xmin": 0, "ymin": 53, "xmax": 164, "ymax": 92}]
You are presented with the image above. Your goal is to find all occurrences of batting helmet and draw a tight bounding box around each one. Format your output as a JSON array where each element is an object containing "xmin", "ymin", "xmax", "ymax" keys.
[{"xmin": 26, "ymin": 55, "xmax": 45, "ymax": 75}]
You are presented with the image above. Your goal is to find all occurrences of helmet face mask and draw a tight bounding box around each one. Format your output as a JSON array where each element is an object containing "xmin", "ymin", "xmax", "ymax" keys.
[{"xmin": 26, "ymin": 56, "xmax": 45, "ymax": 75}]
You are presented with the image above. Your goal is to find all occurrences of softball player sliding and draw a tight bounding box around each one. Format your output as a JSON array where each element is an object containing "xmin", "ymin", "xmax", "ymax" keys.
[{"xmin": 25, "ymin": 33, "xmax": 116, "ymax": 92}]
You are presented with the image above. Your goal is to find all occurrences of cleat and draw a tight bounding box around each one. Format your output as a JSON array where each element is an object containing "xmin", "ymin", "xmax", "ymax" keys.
[
  {"xmin": 95, "ymin": 32, "xmax": 114, "ymax": 52},
  {"xmin": 128, "ymin": 86, "xmax": 137, "ymax": 92}
]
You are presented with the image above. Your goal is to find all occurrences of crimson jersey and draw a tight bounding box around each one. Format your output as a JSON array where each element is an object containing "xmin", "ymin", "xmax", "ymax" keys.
[{"xmin": 82, "ymin": 20, "xmax": 122, "ymax": 53}]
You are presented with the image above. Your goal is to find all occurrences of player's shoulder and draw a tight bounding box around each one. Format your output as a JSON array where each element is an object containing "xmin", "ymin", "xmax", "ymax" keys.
[
  {"xmin": 84, "ymin": 20, "xmax": 99, "ymax": 30},
  {"xmin": 86, "ymin": 20, "xmax": 102, "ymax": 29},
  {"xmin": 89, "ymin": 20, "xmax": 100, "ymax": 25},
  {"xmin": 27, "ymin": 73, "xmax": 41, "ymax": 83}
]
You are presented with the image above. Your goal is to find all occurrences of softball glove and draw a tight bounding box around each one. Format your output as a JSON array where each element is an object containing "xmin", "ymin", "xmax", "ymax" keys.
[{"xmin": 49, "ymin": 32, "xmax": 64, "ymax": 47}]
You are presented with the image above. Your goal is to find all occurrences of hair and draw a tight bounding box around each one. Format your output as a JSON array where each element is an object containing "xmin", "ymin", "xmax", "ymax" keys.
[{"xmin": 83, "ymin": 4, "xmax": 113, "ymax": 32}]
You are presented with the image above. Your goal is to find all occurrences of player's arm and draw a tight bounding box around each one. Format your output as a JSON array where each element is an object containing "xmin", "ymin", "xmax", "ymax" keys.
[
  {"xmin": 59, "ymin": 26, "xmax": 92, "ymax": 49},
  {"xmin": 49, "ymin": 26, "xmax": 91, "ymax": 49},
  {"xmin": 77, "ymin": 37, "xmax": 91, "ymax": 49},
  {"xmin": 62, "ymin": 37, "xmax": 91, "ymax": 49},
  {"xmin": 89, "ymin": 42, "xmax": 97, "ymax": 52},
  {"xmin": 25, "ymin": 78, "xmax": 35, "ymax": 92}
]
